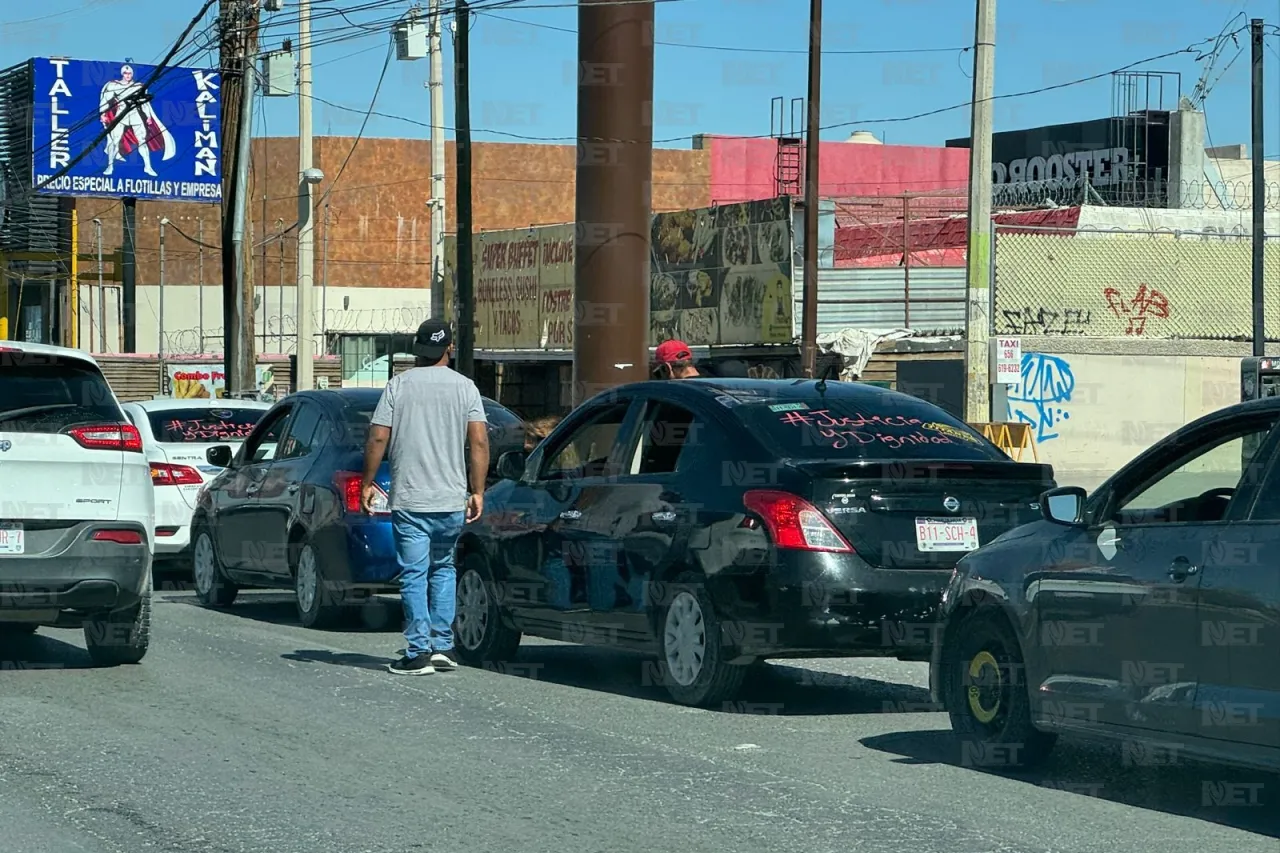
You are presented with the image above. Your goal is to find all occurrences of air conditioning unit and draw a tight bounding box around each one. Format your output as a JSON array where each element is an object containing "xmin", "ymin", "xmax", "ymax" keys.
[
  {"xmin": 261, "ymin": 50, "xmax": 296, "ymax": 97},
  {"xmin": 263, "ymin": 0, "xmax": 284, "ymax": 10},
  {"xmin": 394, "ymin": 17, "xmax": 429, "ymax": 60}
]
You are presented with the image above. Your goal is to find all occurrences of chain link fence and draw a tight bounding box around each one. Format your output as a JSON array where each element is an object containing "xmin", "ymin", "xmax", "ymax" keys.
[{"xmin": 993, "ymin": 225, "xmax": 1280, "ymax": 340}]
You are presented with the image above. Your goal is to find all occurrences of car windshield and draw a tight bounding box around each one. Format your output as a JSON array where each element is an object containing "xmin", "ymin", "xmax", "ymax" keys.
[
  {"xmin": 0, "ymin": 354, "xmax": 124, "ymax": 433},
  {"xmin": 730, "ymin": 390, "xmax": 1006, "ymax": 461},
  {"xmin": 147, "ymin": 408, "xmax": 266, "ymax": 443}
]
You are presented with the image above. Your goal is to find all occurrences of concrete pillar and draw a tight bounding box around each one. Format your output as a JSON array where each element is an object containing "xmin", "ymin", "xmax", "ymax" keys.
[
  {"xmin": 573, "ymin": 0, "xmax": 654, "ymax": 405},
  {"xmin": 1167, "ymin": 98, "xmax": 1207, "ymax": 209}
]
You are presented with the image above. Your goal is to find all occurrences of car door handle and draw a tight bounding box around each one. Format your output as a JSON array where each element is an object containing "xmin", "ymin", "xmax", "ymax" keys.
[
  {"xmin": 651, "ymin": 510, "xmax": 677, "ymax": 524},
  {"xmin": 559, "ymin": 509, "xmax": 582, "ymax": 521},
  {"xmin": 1168, "ymin": 556, "xmax": 1199, "ymax": 583}
]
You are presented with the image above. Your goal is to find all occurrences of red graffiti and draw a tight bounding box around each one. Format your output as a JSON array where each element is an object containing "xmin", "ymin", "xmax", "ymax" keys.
[{"xmin": 1103, "ymin": 284, "xmax": 1170, "ymax": 335}]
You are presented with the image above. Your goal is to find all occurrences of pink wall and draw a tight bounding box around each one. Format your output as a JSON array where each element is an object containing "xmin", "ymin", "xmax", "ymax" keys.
[{"xmin": 706, "ymin": 136, "xmax": 971, "ymax": 204}]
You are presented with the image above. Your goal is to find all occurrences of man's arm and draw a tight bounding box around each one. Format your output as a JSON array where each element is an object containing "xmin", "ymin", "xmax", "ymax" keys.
[
  {"xmin": 362, "ymin": 425, "xmax": 391, "ymax": 489},
  {"xmin": 467, "ymin": 421, "xmax": 490, "ymax": 496},
  {"xmin": 362, "ymin": 382, "xmax": 395, "ymax": 497}
]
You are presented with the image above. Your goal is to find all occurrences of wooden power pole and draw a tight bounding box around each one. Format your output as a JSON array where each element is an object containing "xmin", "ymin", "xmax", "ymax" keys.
[{"xmin": 219, "ymin": 0, "xmax": 259, "ymax": 394}]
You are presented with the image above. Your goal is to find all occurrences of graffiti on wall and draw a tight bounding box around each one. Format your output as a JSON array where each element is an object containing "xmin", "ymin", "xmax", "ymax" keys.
[
  {"xmin": 998, "ymin": 306, "xmax": 1093, "ymax": 336},
  {"xmin": 1102, "ymin": 284, "xmax": 1170, "ymax": 336},
  {"xmin": 1005, "ymin": 352, "xmax": 1075, "ymax": 442}
]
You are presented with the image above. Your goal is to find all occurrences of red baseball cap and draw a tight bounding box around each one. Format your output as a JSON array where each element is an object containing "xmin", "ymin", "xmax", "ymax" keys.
[{"xmin": 654, "ymin": 339, "xmax": 693, "ymax": 365}]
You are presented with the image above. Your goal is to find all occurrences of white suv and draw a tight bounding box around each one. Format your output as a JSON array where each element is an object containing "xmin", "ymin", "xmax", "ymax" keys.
[
  {"xmin": 0, "ymin": 342, "xmax": 154, "ymax": 665},
  {"xmin": 121, "ymin": 397, "xmax": 271, "ymax": 565}
]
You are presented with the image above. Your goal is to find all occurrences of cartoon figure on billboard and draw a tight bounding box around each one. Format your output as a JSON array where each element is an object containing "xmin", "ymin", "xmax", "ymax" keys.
[{"xmin": 98, "ymin": 64, "xmax": 176, "ymax": 177}]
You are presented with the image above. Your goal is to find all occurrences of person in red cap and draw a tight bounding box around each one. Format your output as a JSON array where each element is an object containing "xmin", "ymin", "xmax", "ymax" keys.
[{"xmin": 652, "ymin": 339, "xmax": 700, "ymax": 379}]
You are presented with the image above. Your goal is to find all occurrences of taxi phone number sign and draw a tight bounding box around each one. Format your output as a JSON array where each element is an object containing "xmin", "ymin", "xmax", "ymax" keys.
[{"xmin": 993, "ymin": 336, "xmax": 1021, "ymax": 385}]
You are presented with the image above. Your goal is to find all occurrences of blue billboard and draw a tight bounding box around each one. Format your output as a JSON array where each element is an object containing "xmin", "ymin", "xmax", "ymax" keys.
[{"xmin": 29, "ymin": 57, "xmax": 222, "ymax": 203}]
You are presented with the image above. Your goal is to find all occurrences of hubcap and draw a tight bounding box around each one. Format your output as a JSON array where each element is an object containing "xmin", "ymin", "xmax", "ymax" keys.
[
  {"xmin": 663, "ymin": 591, "xmax": 706, "ymax": 687},
  {"xmin": 966, "ymin": 649, "xmax": 1003, "ymax": 724},
  {"xmin": 193, "ymin": 533, "xmax": 216, "ymax": 595},
  {"xmin": 296, "ymin": 547, "xmax": 318, "ymax": 613},
  {"xmin": 456, "ymin": 568, "xmax": 489, "ymax": 651}
]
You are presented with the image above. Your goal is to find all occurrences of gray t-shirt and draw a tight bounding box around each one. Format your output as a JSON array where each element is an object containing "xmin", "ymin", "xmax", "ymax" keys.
[{"xmin": 370, "ymin": 367, "xmax": 487, "ymax": 513}]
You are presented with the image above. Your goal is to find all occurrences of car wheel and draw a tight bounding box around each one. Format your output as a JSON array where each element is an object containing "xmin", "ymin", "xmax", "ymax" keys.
[
  {"xmin": 294, "ymin": 541, "xmax": 347, "ymax": 630},
  {"xmin": 944, "ymin": 613, "xmax": 1056, "ymax": 771},
  {"xmin": 453, "ymin": 552, "xmax": 521, "ymax": 666},
  {"xmin": 192, "ymin": 522, "xmax": 238, "ymax": 608},
  {"xmin": 84, "ymin": 571, "xmax": 152, "ymax": 667},
  {"xmin": 655, "ymin": 572, "xmax": 747, "ymax": 708}
]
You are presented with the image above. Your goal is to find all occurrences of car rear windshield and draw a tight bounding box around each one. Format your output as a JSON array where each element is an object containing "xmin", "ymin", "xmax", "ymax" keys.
[
  {"xmin": 148, "ymin": 408, "xmax": 266, "ymax": 443},
  {"xmin": 0, "ymin": 355, "xmax": 124, "ymax": 433},
  {"xmin": 731, "ymin": 393, "xmax": 1007, "ymax": 462}
]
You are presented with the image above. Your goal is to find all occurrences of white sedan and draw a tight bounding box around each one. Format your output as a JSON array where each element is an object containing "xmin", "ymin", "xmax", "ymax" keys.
[{"xmin": 121, "ymin": 397, "xmax": 273, "ymax": 563}]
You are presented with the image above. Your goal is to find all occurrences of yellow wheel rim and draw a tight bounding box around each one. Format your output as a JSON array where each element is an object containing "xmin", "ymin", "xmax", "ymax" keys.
[{"xmin": 966, "ymin": 650, "xmax": 1002, "ymax": 724}]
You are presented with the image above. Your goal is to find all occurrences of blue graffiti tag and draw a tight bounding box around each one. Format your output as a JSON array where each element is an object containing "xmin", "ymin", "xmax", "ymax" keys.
[{"xmin": 1006, "ymin": 352, "xmax": 1074, "ymax": 442}]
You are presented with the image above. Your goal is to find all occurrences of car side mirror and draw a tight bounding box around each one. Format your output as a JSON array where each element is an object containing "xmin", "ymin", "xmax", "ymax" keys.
[
  {"xmin": 1040, "ymin": 486, "xmax": 1087, "ymax": 527},
  {"xmin": 496, "ymin": 450, "xmax": 527, "ymax": 481},
  {"xmin": 206, "ymin": 444, "xmax": 235, "ymax": 469}
]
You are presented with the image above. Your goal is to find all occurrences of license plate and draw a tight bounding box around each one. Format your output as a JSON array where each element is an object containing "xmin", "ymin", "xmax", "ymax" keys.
[
  {"xmin": 915, "ymin": 517, "xmax": 978, "ymax": 552},
  {"xmin": 0, "ymin": 522, "xmax": 24, "ymax": 555}
]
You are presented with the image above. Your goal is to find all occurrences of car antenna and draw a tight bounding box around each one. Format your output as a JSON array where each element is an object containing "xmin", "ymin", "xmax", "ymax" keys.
[{"xmin": 815, "ymin": 362, "xmax": 837, "ymax": 395}]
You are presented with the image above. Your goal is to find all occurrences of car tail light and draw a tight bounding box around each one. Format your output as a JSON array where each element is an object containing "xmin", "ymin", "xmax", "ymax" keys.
[
  {"xmin": 91, "ymin": 529, "xmax": 144, "ymax": 545},
  {"xmin": 335, "ymin": 472, "xmax": 389, "ymax": 514},
  {"xmin": 742, "ymin": 490, "xmax": 853, "ymax": 553},
  {"xmin": 150, "ymin": 462, "xmax": 203, "ymax": 486},
  {"xmin": 67, "ymin": 423, "xmax": 143, "ymax": 452}
]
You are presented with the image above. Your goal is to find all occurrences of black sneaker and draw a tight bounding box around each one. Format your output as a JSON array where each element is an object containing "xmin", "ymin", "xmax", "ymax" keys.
[
  {"xmin": 387, "ymin": 654, "xmax": 435, "ymax": 676},
  {"xmin": 429, "ymin": 650, "xmax": 458, "ymax": 671}
]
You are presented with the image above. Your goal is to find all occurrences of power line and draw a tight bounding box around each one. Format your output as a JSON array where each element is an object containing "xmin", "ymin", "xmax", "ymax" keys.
[{"xmin": 476, "ymin": 10, "xmax": 968, "ymax": 55}]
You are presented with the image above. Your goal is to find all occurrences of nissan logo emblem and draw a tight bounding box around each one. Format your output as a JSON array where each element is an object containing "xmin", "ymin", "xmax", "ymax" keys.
[{"xmin": 943, "ymin": 496, "xmax": 960, "ymax": 513}]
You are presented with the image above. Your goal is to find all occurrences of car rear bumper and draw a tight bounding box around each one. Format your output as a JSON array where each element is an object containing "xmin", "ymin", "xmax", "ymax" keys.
[
  {"xmin": 154, "ymin": 524, "xmax": 191, "ymax": 555},
  {"xmin": 714, "ymin": 551, "xmax": 951, "ymax": 659},
  {"xmin": 0, "ymin": 521, "xmax": 151, "ymax": 617},
  {"xmin": 302, "ymin": 516, "xmax": 399, "ymax": 587}
]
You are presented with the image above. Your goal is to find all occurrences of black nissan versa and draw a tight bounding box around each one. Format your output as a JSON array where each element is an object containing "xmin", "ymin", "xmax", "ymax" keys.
[{"xmin": 453, "ymin": 378, "xmax": 1056, "ymax": 707}]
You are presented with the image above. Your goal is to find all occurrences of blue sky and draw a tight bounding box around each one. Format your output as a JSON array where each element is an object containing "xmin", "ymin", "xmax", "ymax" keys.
[{"xmin": 3, "ymin": 0, "xmax": 1280, "ymax": 151}]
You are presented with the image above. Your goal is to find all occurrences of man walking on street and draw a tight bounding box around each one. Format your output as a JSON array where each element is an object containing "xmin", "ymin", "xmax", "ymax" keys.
[
  {"xmin": 361, "ymin": 320, "xmax": 489, "ymax": 675},
  {"xmin": 651, "ymin": 339, "xmax": 700, "ymax": 379}
]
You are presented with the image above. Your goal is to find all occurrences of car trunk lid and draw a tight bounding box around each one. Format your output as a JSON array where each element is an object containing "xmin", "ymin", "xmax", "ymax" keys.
[{"xmin": 799, "ymin": 459, "xmax": 1055, "ymax": 569}]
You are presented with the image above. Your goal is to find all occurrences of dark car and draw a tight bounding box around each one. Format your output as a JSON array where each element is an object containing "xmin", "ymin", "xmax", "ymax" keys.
[
  {"xmin": 189, "ymin": 389, "xmax": 523, "ymax": 628},
  {"xmin": 452, "ymin": 378, "xmax": 1055, "ymax": 707},
  {"xmin": 931, "ymin": 397, "xmax": 1280, "ymax": 772}
]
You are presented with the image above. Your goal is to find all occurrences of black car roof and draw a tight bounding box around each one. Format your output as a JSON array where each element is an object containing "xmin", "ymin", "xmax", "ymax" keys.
[{"xmin": 611, "ymin": 377, "xmax": 918, "ymax": 408}]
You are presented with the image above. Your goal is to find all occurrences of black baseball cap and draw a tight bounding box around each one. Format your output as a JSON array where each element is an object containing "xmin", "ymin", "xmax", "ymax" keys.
[{"xmin": 413, "ymin": 319, "xmax": 453, "ymax": 360}]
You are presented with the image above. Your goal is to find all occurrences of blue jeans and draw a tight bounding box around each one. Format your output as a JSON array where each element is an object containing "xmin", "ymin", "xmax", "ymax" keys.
[{"xmin": 391, "ymin": 510, "xmax": 465, "ymax": 657}]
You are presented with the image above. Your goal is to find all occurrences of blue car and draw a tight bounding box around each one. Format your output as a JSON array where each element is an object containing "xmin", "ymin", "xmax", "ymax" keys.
[{"xmin": 189, "ymin": 388, "xmax": 524, "ymax": 628}]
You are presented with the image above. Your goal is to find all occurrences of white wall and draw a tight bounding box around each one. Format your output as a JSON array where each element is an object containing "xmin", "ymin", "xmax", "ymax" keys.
[
  {"xmin": 1004, "ymin": 348, "xmax": 1242, "ymax": 491},
  {"xmin": 74, "ymin": 284, "xmax": 432, "ymax": 355}
]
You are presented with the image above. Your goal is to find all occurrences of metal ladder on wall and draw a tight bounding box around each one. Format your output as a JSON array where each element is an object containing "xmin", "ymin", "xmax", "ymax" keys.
[{"xmin": 770, "ymin": 96, "xmax": 806, "ymax": 197}]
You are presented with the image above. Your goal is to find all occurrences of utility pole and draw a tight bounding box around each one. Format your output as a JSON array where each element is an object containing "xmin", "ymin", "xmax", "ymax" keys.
[
  {"xmin": 429, "ymin": 0, "xmax": 447, "ymax": 321},
  {"xmin": 220, "ymin": 0, "xmax": 260, "ymax": 395},
  {"xmin": 799, "ymin": 0, "xmax": 822, "ymax": 378},
  {"xmin": 574, "ymin": 0, "xmax": 654, "ymax": 404},
  {"xmin": 453, "ymin": 0, "xmax": 475, "ymax": 377},
  {"xmin": 1251, "ymin": 18, "xmax": 1265, "ymax": 356},
  {"xmin": 296, "ymin": 0, "xmax": 317, "ymax": 391},
  {"xmin": 121, "ymin": 199, "xmax": 137, "ymax": 351},
  {"xmin": 963, "ymin": 0, "xmax": 996, "ymax": 424}
]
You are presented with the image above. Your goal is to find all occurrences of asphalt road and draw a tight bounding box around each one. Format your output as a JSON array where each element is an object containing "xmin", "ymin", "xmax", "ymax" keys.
[{"xmin": 1, "ymin": 584, "xmax": 1277, "ymax": 853}]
